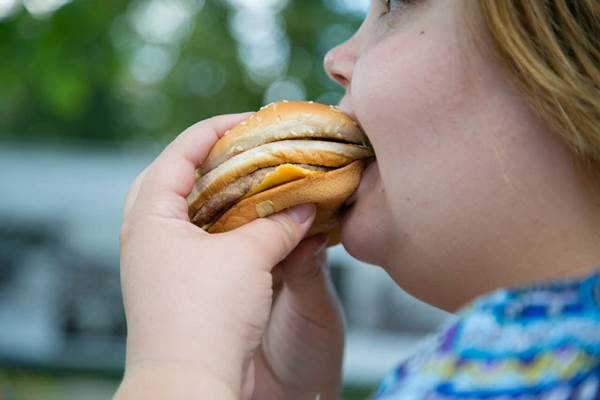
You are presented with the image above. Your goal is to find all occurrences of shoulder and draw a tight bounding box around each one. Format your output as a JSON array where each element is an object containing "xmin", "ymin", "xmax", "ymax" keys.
[{"xmin": 374, "ymin": 271, "xmax": 600, "ymax": 399}]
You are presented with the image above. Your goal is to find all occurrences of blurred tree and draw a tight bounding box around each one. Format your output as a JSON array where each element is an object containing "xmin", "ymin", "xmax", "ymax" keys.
[
  {"xmin": 0, "ymin": 1, "xmax": 127, "ymax": 141},
  {"xmin": 0, "ymin": 0, "xmax": 362, "ymax": 143}
]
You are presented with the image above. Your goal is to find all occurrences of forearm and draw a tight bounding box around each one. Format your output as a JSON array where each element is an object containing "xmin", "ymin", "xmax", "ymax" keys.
[{"xmin": 115, "ymin": 362, "xmax": 238, "ymax": 400}]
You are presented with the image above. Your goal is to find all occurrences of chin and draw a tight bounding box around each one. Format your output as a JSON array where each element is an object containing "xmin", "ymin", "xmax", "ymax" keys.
[{"xmin": 339, "ymin": 204, "xmax": 373, "ymax": 263}]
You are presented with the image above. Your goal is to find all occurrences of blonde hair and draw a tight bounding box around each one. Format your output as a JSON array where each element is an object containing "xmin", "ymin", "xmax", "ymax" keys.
[{"xmin": 478, "ymin": 0, "xmax": 600, "ymax": 172}]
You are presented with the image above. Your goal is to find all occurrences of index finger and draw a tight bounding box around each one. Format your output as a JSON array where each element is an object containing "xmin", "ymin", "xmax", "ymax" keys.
[{"xmin": 135, "ymin": 112, "xmax": 253, "ymax": 219}]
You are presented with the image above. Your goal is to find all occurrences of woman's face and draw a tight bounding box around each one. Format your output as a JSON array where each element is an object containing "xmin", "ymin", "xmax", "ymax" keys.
[{"xmin": 326, "ymin": 1, "xmax": 586, "ymax": 309}]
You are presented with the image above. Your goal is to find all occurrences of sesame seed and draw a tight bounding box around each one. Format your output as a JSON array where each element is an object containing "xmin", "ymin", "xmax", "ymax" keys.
[{"xmin": 256, "ymin": 201, "xmax": 275, "ymax": 218}]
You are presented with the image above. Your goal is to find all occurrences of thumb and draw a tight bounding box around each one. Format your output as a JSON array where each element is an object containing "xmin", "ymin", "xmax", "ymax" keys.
[{"xmin": 230, "ymin": 203, "xmax": 317, "ymax": 269}]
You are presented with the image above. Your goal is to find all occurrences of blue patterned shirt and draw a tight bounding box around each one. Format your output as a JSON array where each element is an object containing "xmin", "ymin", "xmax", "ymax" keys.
[{"xmin": 373, "ymin": 272, "xmax": 600, "ymax": 399}]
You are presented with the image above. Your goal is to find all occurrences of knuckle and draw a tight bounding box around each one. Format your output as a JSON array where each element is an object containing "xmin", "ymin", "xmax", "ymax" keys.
[
  {"xmin": 269, "ymin": 215, "xmax": 298, "ymax": 253},
  {"xmin": 131, "ymin": 169, "xmax": 147, "ymax": 188},
  {"xmin": 124, "ymin": 171, "xmax": 145, "ymax": 201},
  {"xmin": 119, "ymin": 216, "xmax": 137, "ymax": 247},
  {"xmin": 294, "ymin": 262, "xmax": 323, "ymax": 285},
  {"xmin": 186, "ymin": 116, "xmax": 217, "ymax": 135},
  {"xmin": 184, "ymin": 119, "xmax": 206, "ymax": 134},
  {"xmin": 315, "ymin": 249, "xmax": 328, "ymax": 266},
  {"xmin": 124, "ymin": 181, "xmax": 137, "ymax": 202},
  {"xmin": 232, "ymin": 215, "xmax": 299, "ymax": 262}
]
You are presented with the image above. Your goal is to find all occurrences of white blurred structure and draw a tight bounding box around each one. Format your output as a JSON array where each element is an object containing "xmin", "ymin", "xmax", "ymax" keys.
[
  {"xmin": 0, "ymin": 0, "xmax": 72, "ymax": 20},
  {"xmin": 0, "ymin": 142, "xmax": 448, "ymax": 385}
]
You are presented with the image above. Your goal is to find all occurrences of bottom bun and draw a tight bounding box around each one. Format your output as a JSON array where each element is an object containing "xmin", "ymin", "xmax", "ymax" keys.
[{"xmin": 207, "ymin": 159, "xmax": 366, "ymax": 246}]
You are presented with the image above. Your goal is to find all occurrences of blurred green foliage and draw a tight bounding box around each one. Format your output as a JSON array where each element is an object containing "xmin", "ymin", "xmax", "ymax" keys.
[{"xmin": 0, "ymin": 0, "xmax": 362, "ymax": 143}]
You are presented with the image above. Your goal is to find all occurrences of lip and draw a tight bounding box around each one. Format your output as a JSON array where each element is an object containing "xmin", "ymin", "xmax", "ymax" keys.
[
  {"xmin": 340, "ymin": 108, "xmax": 372, "ymax": 149},
  {"xmin": 344, "ymin": 112, "xmax": 367, "ymax": 135},
  {"xmin": 336, "ymin": 103, "xmax": 375, "ymax": 208}
]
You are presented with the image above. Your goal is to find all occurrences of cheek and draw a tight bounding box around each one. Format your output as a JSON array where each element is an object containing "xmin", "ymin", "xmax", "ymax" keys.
[
  {"xmin": 344, "ymin": 24, "xmax": 511, "ymax": 272},
  {"xmin": 340, "ymin": 166, "xmax": 398, "ymax": 266},
  {"xmin": 351, "ymin": 30, "xmax": 475, "ymax": 218},
  {"xmin": 353, "ymin": 32, "xmax": 471, "ymax": 142}
]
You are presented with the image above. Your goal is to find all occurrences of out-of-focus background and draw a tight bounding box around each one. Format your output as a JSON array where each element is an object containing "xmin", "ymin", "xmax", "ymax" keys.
[{"xmin": 0, "ymin": 0, "xmax": 449, "ymax": 398}]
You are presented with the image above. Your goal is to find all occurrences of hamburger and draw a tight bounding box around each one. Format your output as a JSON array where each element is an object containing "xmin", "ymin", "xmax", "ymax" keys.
[{"xmin": 187, "ymin": 100, "xmax": 374, "ymax": 245}]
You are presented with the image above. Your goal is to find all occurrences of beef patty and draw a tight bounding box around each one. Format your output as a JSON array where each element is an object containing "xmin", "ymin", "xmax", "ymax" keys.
[{"xmin": 191, "ymin": 163, "xmax": 332, "ymax": 226}]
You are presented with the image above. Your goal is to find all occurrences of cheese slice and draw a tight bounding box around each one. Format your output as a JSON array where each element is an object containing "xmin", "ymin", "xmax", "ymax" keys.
[{"xmin": 243, "ymin": 164, "xmax": 324, "ymax": 199}]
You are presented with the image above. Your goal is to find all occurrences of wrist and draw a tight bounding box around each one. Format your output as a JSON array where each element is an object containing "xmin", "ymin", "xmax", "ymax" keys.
[
  {"xmin": 252, "ymin": 348, "xmax": 342, "ymax": 400},
  {"xmin": 124, "ymin": 326, "xmax": 247, "ymax": 394},
  {"xmin": 116, "ymin": 360, "xmax": 238, "ymax": 400}
]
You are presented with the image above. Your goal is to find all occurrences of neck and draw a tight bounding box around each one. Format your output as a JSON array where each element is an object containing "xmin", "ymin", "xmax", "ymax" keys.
[{"xmin": 452, "ymin": 162, "xmax": 600, "ymax": 311}]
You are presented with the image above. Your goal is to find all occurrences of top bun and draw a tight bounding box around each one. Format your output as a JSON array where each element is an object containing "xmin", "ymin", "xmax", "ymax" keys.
[{"xmin": 199, "ymin": 100, "xmax": 369, "ymax": 175}]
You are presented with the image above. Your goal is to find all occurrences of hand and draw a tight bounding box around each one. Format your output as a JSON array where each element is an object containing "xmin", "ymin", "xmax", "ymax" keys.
[
  {"xmin": 115, "ymin": 113, "xmax": 319, "ymax": 399},
  {"xmin": 243, "ymin": 235, "xmax": 346, "ymax": 400}
]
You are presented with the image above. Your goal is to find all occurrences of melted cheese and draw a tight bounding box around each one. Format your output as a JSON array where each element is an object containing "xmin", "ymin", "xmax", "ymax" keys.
[{"xmin": 243, "ymin": 164, "xmax": 323, "ymax": 199}]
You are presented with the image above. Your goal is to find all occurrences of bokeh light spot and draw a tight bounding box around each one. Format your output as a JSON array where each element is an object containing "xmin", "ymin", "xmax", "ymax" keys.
[
  {"xmin": 263, "ymin": 77, "xmax": 306, "ymax": 104},
  {"xmin": 129, "ymin": 44, "xmax": 179, "ymax": 85},
  {"xmin": 0, "ymin": 0, "xmax": 20, "ymax": 20},
  {"xmin": 23, "ymin": 0, "xmax": 71, "ymax": 18}
]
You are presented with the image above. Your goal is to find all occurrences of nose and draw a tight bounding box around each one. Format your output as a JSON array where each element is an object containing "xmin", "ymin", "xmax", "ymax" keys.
[{"xmin": 323, "ymin": 36, "xmax": 358, "ymax": 90}]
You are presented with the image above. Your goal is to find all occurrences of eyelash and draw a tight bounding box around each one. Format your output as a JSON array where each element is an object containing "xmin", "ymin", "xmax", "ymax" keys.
[{"xmin": 381, "ymin": 0, "xmax": 412, "ymax": 16}]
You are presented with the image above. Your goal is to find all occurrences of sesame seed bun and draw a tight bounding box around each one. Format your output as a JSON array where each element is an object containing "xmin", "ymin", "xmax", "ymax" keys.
[{"xmin": 199, "ymin": 100, "xmax": 367, "ymax": 175}]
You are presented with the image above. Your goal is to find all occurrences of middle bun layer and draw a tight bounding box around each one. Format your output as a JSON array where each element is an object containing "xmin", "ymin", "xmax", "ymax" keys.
[{"xmin": 188, "ymin": 139, "xmax": 373, "ymax": 212}]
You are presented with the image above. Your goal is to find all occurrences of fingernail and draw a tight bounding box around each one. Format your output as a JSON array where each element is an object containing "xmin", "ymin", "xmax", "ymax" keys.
[{"xmin": 285, "ymin": 204, "xmax": 316, "ymax": 224}]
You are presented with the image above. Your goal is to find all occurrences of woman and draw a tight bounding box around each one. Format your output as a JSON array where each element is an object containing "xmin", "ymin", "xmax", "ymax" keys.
[{"xmin": 115, "ymin": 0, "xmax": 600, "ymax": 398}]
